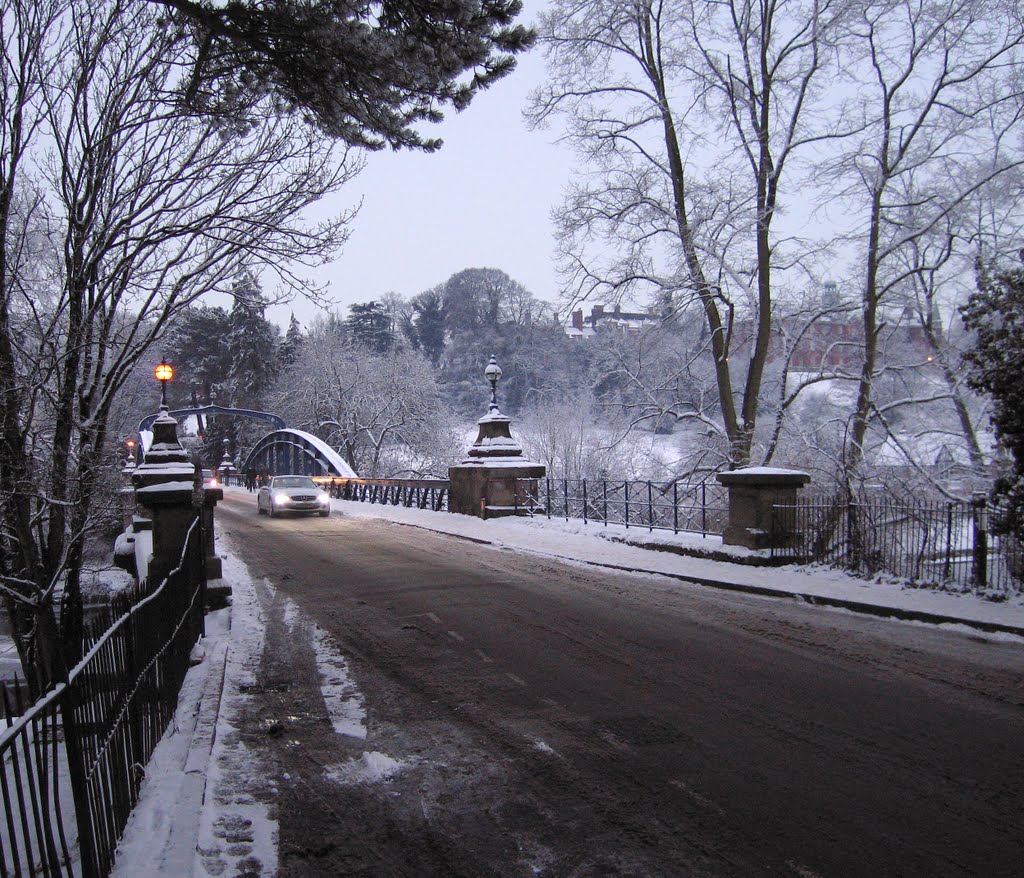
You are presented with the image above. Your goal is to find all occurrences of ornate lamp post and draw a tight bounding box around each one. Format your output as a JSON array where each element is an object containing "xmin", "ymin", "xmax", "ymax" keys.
[
  {"xmin": 154, "ymin": 358, "xmax": 174, "ymax": 408},
  {"xmin": 484, "ymin": 355, "xmax": 502, "ymax": 413}
]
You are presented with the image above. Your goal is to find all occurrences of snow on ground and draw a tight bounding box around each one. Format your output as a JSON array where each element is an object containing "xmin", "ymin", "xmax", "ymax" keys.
[
  {"xmin": 277, "ymin": 588, "xmax": 367, "ymax": 738},
  {"xmin": 112, "ymin": 546, "xmax": 280, "ymax": 878},
  {"xmin": 111, "ymin": 522, "xmax": 377, "ymax": 877},
  {"xmin": 308, "ymin": 622, "xmax": 367, "ymax": 739},
  {"xmin": 323, "ymin": 751, "xmax": 409, "ymax": 786},
  {"xmin": 190, "ymin": 545, "xmax": 279, "ymax": 878}
]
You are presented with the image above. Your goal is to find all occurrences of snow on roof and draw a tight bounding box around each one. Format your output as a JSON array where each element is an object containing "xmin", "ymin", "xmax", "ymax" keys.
[{"xmin": 564, "ymin": 326, "xmax": 596, "ymax": 338}]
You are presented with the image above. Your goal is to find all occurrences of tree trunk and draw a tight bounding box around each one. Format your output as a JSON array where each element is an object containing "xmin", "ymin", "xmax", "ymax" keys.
[
  {"xmin": 849, "ymin": 184, "xmax": 885, "ymax": 475},
  {"xmin": 643, "ymin": 16, "xmax": 744, "ymax": 464}
]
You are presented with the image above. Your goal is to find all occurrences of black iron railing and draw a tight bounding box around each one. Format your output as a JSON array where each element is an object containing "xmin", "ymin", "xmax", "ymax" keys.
[
  {"xmin": 770, "ymin": 496, "xmax": 1023, "ymax": 593},
  {"xmin": 324, "ymin": 478, "xmax": 449, "ymax": 512},
  {"xmin": 0, "ymin": 517, "xmax": 206, "ymax": 877},
  {"xmin": 515, "ymin": 477, "xmax": 729, "ymax": 536}
]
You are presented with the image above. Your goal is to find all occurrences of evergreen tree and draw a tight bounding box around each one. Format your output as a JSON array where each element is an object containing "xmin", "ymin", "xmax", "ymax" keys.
[
  {"xmin": 279, "ymin": 313, "xmax": 305, "ymax": 368},
  {"xmin": 962, "ymin": 256, "xmax": 1024, "ymax": 536},
  {"xmin": 164, "ymin": 306, "xmax": 233, "ymax": 406},
  {"xmin": 347, "ymin": 301, "xmax": 395, "ymax": 353},
  {"xmin": 228, "ymin": 272, "xmax": 279, "ymax": 407},
  {"xmin": 412, "ymin": 289, "xmax": 447, "ymax": 364},
  {"xmin": 159, "ymin": 0, "xmax": 534, "ymax": 151}
]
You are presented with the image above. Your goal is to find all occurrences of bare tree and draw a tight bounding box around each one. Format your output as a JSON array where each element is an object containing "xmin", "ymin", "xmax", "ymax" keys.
[
  {"xmin": 529, "ymin": 0, "xmax": 845, "ymax": 465},
  {"xmin": 271, "ymin": 320, "xmax": 461, "ymax": 478},
  {"xmin": 832, "ymin": 0, "xmax": 1024, "ymax": 476},
  {"xmin": 533, "ymin": 0, "xmax": 1024, "ymax": 482},
  {"xmin": 0, "ymin": 0, "xmax": 358, "ymax": 692}
]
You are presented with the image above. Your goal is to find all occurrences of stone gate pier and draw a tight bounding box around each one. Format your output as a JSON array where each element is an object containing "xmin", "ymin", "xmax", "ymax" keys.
[
  {"xmin": 448, "ymin": 356, "xmax": 545, "ymax": 518},
  {"xmin": 115, "ymin": 404, "xmax": 223, "ymax": 589},
  {"xmin": 716, "ymin": 466, "xmax": 811, "ymax": 549}
]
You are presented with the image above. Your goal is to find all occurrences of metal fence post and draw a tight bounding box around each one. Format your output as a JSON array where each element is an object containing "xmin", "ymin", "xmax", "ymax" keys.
[
  {"xmin": 943, "ymin": 502, "xmax": 954, "ymax": 582},
  {"xmin": 603, "ymin": 480, "xmax": 607, "ymax": 526},
  {"xmin": 673, "ymin": 482, "xmax": 678, "ymax": 534},
  {"xmin": 624, "ymin": 481, "xmax": 630, "ymax": 529},
  {"xmin": 582, "ymin": 479, "xmax": 588, "ymax": 524},
  {"xmin": 972, "ymin": 492, "xmax": 989, "ymax": 590},
  {"xmin": 61, "ymin": 698, "xmax": 98, "ymax": 877}
]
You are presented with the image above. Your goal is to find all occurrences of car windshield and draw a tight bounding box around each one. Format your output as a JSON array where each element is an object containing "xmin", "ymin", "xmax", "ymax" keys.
[{"xmin": 272, "ymin": 477, "xmax": 318, "ymax": 489}]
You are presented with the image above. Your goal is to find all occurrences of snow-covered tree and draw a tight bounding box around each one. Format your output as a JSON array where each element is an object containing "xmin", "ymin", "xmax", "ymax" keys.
[
  {"xmin": 962, "ymin": 255, "xmax": 1024, "ymax": 535},
  {"xmin": 0, "ymin": 0, "xmax": 357, "ymax": 693},
  {"xmin": 529, "ymin": 0, "xmax": 844, "ymax": 466},
  {"xmin": 228, "ymin": 273, "xmax": 279, "ymax": 407},
  {"xmin": 530, "ymin": 0, "xmax": 1024, "ymax": 476},
  {"xmin": 278, "ymin": 313, "xmax": 305, "ymax": 368},
  {"xmin": 833, "ymin": 0, "xmax": 1024, "ymax": 476},
  {"xmin": 271, "ymin": 319, "xmax": 461, "ymax": 477},
  {"xmin": 519, "ymin": 391, "xmax": 663, "ymax": 481}
]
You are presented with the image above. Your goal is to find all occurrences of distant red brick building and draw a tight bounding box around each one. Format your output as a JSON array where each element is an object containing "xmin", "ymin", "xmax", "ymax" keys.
[
  {"xmin": 565, "ymin": 304, "xmax": 661, "ymax": 340},
  {"xmin": 564, "ymin": 288, "xmax": 934, "ymax": 372}
]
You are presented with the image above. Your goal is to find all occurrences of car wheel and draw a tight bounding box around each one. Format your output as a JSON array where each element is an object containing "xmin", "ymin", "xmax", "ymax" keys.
[
  {"xmin": 269, "ymin": 504, "xmax": 278, "ymax": 518},
  {"xmin": 319, "ymin": 509, "xmax": 330, "ymax": 518}
]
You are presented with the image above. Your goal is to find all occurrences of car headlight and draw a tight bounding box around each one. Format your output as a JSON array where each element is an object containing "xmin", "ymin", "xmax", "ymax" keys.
[
  {"xmin": 318, "ymin": 492, "xmax": 330, "ymax": 504},
  {"xmin": 272, "ymin": 491, "xmax": 290, "ymax": 504}
]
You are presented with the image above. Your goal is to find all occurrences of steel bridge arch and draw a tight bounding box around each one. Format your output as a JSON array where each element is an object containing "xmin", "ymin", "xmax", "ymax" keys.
[
  {"xmin": 242, "ymin": 429, "xmax": 358, "ymax": 479},
  {"xmin": 138, "ymin": 404, "xmax": 286, "ymax": 436}
]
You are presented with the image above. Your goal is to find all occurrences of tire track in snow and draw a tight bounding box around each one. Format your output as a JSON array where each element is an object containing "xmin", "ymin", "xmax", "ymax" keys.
[{"xmin": 278, "ymin": 593, "xmax": 367, "ymax": 739}]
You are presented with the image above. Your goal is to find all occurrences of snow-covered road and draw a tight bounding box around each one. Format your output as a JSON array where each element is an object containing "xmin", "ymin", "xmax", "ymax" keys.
[{"xmin": 113, "ymin": 489, "xmax": 1024, "ymax": 875}]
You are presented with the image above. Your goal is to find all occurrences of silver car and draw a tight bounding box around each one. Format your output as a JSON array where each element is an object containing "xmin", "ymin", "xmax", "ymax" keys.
[{"xmin": 257, "ymin": 476, "xmax": 331, "ymax": 518}]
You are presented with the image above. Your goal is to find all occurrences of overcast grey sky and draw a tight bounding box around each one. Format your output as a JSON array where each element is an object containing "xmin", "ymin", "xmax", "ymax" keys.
[{"xmin": 273, "ymin": 3, "xmax": 574, "ymax": 328}]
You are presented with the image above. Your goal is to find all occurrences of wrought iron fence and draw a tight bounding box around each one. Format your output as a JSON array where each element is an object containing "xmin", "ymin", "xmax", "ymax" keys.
[
  {"xmin": 0, "ymin": 516, "xmax": 206, "ymax": 877},
  {"xmin": 324, "ymin": 478, "xmax": 449, "ymax": 512},
  {"xmin": 515, "ymin": 477, "xmax": 729, "ymax": 536},
  {"xmin": 770, "ymin": 495, "xmax": 1023, "ymax": 593}
]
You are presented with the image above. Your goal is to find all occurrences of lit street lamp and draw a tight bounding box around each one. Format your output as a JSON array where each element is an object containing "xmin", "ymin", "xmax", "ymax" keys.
[
  {"xmin": 123, "ymin": 437, "xmax": 137, "ymax": 470},
  {"xmin": 154, "ymin": 359, "xmax": 174, "ymax": 408}
]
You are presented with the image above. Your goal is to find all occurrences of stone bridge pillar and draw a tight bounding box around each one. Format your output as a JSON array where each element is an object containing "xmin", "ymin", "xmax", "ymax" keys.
[
  {"xmin": 116, "ymin": 405, "xmax": 223, "ymax": 591},
  {"xmin": 449, "ymin": 356, "xmax": 545, "ymax": 518},
  {"xmin": 716, "ymin": 467, "xmax": 811, "ymax": 549}
]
